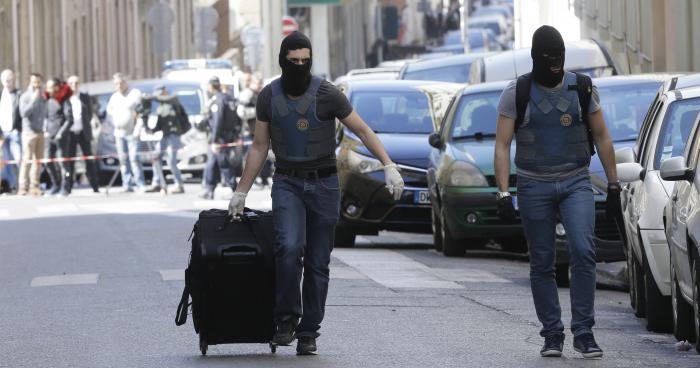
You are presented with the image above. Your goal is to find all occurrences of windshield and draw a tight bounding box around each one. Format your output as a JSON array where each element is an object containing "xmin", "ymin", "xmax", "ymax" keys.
[
  {"xmin": 450, "ymin": 91, "xmax": 501, "ymax": 138},
  {"xmin": 443, "ymin": 31, "xmax": 461, "ymax": 46},
  {"xmin": 352, "ymin": 91, "xmax": 434, "ymax": 134},
  {"xmin": 149, "ymin": 89, "xmax": 202, "ymax": 116},
  {"xmin": 469, "ymin": 21, "xmax": 501, "ymax": 36},
  {"xmin": 598, "ymin": 82, "xmax": 660, "ymax": 142},
  {"xmin": 403, "ymin": 63, "xmax": 471, "ymax": 84},
  {"xmin": 468, "ymin": 31, "xmax": 484, "ymax": 49}
]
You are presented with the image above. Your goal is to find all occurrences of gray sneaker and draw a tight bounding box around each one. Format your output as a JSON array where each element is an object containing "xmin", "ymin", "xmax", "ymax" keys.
[{"xmin": 272, "ymin": 321, "xmax": 296, "ymax": 346}]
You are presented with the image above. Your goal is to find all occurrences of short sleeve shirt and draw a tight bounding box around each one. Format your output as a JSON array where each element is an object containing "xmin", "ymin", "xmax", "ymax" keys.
[
  {"xmin": 255, "ymin": 78, "xmax": 353, "ymax": 170},
  {"xmin": 497, "ymin": 78, "xmax": 601, "ymax": 181}
]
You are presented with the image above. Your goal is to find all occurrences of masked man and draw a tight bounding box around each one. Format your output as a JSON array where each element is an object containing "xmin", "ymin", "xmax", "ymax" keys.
[
  {"xmin": 227, "ymin": 31, "xmax": 404, "ymax": 356},
  {"xmin": 493, "ymin": 26, "xmax": 619, "ymax": 359}
]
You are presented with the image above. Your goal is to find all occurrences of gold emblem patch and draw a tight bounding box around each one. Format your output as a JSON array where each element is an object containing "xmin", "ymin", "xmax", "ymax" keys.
[
  {"xmin": 560, "ymin": 113, "xmax": 572, "ymax": 127},
  {"xmin": 296, "ymin": 118, "xmax": 310, "ymax": 131}
]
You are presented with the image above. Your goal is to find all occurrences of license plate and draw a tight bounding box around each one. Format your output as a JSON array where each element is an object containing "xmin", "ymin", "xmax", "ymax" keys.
[
  {"xmin": 512, "ymin": 196, "xmax": 519, "ymax": 210},
  {"xmin": 414, "ymin": 190, "xmax": 430, "ymax": 204}
]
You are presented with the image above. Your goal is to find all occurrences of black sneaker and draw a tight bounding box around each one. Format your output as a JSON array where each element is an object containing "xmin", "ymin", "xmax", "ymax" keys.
[
  {"xmin": 540, "ymin": 334, "xmax": 564, "ymax": 357},
  {"xmin": 573, "ymin": 333, "xmax": 603, "ymax": 358},
  {"xmin": 272, "ymin": 321, "xmax": 296, "ymax": 346},
  {"xmin": 296, "ymin": 336, "xmax": 317, "ymax": 356}
]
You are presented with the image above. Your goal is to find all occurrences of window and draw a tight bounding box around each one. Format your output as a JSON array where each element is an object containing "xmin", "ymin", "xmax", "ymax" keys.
[
  {"xmin": 653, "ymin": 97, "xmax": 700, "ymax": 170},
  {"xmin": 403, "ymin": 64, "xmax": 471, "ymax": 84},
  {"xmin": 352, "ymin": 91, "xmax": 433, "ymax": 134},
  {"xmin": 597, "ymin": 82, "xmax": 661, "ymax": 142},
  {"xmin": 449, "ymin": 91, "xmax": 501, "ymax": 138}
]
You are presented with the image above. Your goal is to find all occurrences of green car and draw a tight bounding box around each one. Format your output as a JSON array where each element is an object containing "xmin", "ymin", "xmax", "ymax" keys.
[{"xmin": 427, "ymin": 80, "xmax": 524, "ymax": 256}]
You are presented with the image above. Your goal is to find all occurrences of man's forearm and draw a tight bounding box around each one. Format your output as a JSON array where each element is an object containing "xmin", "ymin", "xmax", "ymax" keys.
[
  {"xmin": 494, "ymin": 144, "xmax": 511, "ymax": 192},
  {"xmin": 357, "ymin": 128, "xmax": 392, "ymax": 166},
  {"xmin": 596, "ymin": 136, "xmax": 618, "ymax": 183},
  {"xmin": 236, "ymin": 142, "xmax": 269, "ymax": 193}
]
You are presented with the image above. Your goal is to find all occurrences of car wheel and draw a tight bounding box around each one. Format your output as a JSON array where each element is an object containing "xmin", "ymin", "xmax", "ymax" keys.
[
  {"xmin": 672, "ymin": 261, "xmax": 695, "ymax": 342},
  {"xmin": 334, "ymin": 226, "xmax": 356, "ymax": 248},
  {"xmin": 431, "ymin": 208, "xmax": 443, "ymax": 252},
  {"xmin": 440, "ymin": 209, "xmax": 464, "ymax": 257},
  {"xmin": 692, "ymin": 260, "xmax": 700, "ymax": 353},
  {"xmin": 632, "ymin": 247, "xmax": 647, "ymax": 318},
  {"xmin": 643, "ymin": 253, "xmax": 673, "ymax": 332},
  {"xmin": 555, "ymin": 263, "xmax": 569, "ymax": 287}
]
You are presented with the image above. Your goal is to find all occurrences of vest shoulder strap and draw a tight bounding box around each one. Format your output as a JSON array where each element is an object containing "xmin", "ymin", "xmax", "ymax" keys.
[
  {"xmin": 574, "ymin": 72, "xmax": 595, "ymax": 155},
  {"xmin": 514, "ymin": 72, "xmax": 532, "ymax": 131},
  {"xmin": 270, "ymin": 79, "xmax": 289, "ymax": 117}
]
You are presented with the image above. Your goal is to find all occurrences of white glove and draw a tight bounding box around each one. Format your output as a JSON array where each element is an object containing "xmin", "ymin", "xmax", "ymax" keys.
[
  {"xmin": 383, "ymin": 163, "xmax": 404, "ymax": 201},
  {"xmin": 228, "ymin": 192, "xmax": 247, "ymax": 217}
]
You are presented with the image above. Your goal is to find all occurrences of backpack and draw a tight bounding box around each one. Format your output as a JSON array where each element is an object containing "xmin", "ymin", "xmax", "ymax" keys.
[{"xmin": 514, "ymin": 72, "xmax": 595, "ymax": 156}]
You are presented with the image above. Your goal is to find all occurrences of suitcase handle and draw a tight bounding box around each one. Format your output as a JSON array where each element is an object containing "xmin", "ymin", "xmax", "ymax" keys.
[{"xmin": 219, "ymin": 244, "xmax": 261, "ymax": 263}]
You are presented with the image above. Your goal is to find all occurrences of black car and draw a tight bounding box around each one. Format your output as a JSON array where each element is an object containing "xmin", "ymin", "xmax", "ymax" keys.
[{"xmin": 335, "ymin": 80, "xmax": 463, "ymax": 247}]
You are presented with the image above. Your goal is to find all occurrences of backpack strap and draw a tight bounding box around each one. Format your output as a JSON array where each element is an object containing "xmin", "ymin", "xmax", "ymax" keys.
[
  {"xmin": 574, "ymin": 72, "xmax": 596, "ymax": 155},
  {"xmin": 514, "ymin": 73, "xmax": 532, "ymax": 132}
]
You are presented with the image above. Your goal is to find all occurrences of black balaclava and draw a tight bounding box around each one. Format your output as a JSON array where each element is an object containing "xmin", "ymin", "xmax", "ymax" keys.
[
  {"xmin": 531, "ymin": 25, "xmax": 565, "ymax": 88},
  {"xmin": 279, "ymin": 31, "xmax": 313, "ymax": 96}
]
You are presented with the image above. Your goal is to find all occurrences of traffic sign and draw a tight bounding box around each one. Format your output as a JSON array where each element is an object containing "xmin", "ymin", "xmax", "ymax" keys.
[{"xmin": 282, "ymin": 16, "xmax": 299, "ymax": 37}]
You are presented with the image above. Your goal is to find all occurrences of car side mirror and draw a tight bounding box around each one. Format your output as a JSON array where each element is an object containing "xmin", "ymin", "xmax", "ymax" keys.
[
  {"xmin": 615, "ymin": 147, "xmax": 635, "ymax": 164},
  {"xmin": 659, "ymin": 156, "xmax": 695, "ymax": 182},
  {"xmin": 428, "ymin": 133, "xmax": 442, "ymax": 149},
  {"xmin": 617, "ymin": 162, "xmax": 645, "ymax": 183}
]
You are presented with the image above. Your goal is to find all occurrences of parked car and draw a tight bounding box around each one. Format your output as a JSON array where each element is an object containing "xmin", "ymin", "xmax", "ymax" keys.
[
  {"xmin": 617, "ymin": 75, "xmax": 700, "ymax": 332},
  {"xmin": 399, "ymin": 52, "xmax": 494, "ymax": 84},
  {"xmin": 661, "ymin": 98, "xmax": 700, "ymax": 350},
  {"xmin": 469, "ymin": 39, "xmax": 622, "ymax": 84},
  {"xmin": 334, "ymin": 80, "xmax": 463, "ymax": 247},
  {"xmin": 83, "ymin": 79, "xmax": 208, "ymax": 182},
  {"xmin": 429, "ymin": 29, "xmax": 503, "ymax": 54},
  {"xmin": 468, "ymin": 14, "xmax": 511, "ymax": 46},
  {"xmin": 426, "ymin": 80, "xmax": 523, "ymax": 256},
  {"xmin": 333, "ymin": 67, "xmax": 400, "ymax": 85}
]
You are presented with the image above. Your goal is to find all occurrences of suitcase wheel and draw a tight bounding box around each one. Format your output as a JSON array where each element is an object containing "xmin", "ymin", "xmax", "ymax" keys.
[
  {"xmin": 199, "ymin": 337, "xmax": 208, "ymax": 356},
  {"xmin": 269, "ymin": 343, "xmax": 277, "ymax": 354}
]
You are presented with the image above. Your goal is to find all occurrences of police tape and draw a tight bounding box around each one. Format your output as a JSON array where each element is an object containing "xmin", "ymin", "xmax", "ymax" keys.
[{"xmin": 0, "ymin": 140, "xmax": 252, "ymax": 165}]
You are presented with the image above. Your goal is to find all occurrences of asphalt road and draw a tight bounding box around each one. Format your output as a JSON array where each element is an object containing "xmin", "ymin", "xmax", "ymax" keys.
[{"xmin": 0, "ymin": 184, "xmax": 698, "ymax": 367}]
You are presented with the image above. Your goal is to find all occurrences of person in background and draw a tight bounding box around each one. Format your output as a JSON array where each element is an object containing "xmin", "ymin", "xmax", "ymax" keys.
[
  {"xmin": 197, "ymin": 76, "xmax": 241, "ymax": 199},
  {"xmin": 107, "ymin": 73, "xmax": 144, "ymax": 193},
  {"xmin": 0, "ymin": 69, "xmax": 23, "ymax": 194},
  {"xmin": 63, "ymin": 75, "xmax": 100, "ymax": 194},
  {"xmin": 18, "ymin": 73, "xmax": 47, "ymax": 196},
  {"xmin": 237, "ymin": 74, "xmax": 272, "ymax": 187},
  {"xmin": 43, "ymin": 77, "xmax": 71, "ymax": 195},
  {"xmin": 144, "ymin": 84, "xmax": 187, "ymax": 194}
]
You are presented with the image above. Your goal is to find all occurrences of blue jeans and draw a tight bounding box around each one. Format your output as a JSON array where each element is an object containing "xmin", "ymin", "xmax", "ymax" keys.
[
  {"xmin": 517, "ymin": 173, "xmax": 596, "ymax": 337},
  {"xmin": 115, "ymin": 135, "xmax": 144, "ymax": 189},
  {"xmin": 204, "ymin": 148, "xmax": 237, "ymax": 192},
  {"xmin": 152, "ymin": 134, "xmax": 183, "ymax": 187},
  {"xmin": 1, "ymin": 130, "xmax": 21, "ymax": 189},
  {"xmin": 271, "ymin": 173, "xmax": 340, "ymax": 338}
]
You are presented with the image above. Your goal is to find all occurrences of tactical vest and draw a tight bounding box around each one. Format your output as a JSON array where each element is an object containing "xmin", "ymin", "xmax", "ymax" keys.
[
  {"xmin": 514, "ymin": 72, "xmax": 591, "ymax": 174},
  {"xmin": 269, "ymin": 76, "xmax": 336, "ymax": 162}
]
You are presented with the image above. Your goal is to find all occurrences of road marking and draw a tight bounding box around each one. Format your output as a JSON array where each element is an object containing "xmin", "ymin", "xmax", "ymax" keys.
[
  {"xmin": 427, "ymin": 268, "xmax": 511, "ymax": 283},
  {"xmin": 159, "ymin": 269, "xmax": 185, "ymax": 281},
  {"xmin": 36, "ymin": 203, "xmax": 79, "ymax": 214},
  {"xmin": 332, "ymin": 249, "xmax": 463, "ymax": 289},
  {"xmin": 30, "ymin": 273, "xmax": 99, "ymax": 287},
  {"xmin": 0, "ymin": 209, "xmax": 10, "ymax": 218}
]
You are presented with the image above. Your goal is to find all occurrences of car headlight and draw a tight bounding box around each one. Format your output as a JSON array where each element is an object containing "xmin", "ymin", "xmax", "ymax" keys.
[
  {"xmin": 447, "ymin": 161, "xmax": 488, "ymax": 187},
  {"xmin": 347, "ymin": 149, "xmax": 383, "ymax": 174}
]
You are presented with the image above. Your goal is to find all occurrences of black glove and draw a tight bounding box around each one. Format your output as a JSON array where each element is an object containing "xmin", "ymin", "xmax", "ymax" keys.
[
  {"xmin": 496, "ymin": 195, "xmax": 516, "ymax": 221},
  {"xmin": 606, "ymin": 181, "xmax": 622, "ymax": 221}
]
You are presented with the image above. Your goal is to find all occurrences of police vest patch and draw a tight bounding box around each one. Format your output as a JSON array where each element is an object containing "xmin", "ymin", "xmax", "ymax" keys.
[
  {"xmin": 560, "ymin": 113, "xmax": 572, "ymax": 127},
  {"xmin": 296, "ymin": 118, "xmax": 309, "ymax": 131}
]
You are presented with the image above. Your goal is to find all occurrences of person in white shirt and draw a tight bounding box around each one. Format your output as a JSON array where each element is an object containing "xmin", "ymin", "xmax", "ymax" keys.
[
  {"xmin": 106, "ymin": 73, "xmax": 144, "ymax": 192},
  {"xmin": 62, "ymin": 75, "xmax": 100, "ymax": 194},
  {"xmin": 0, "ymin": 69, "xmax": 23, "ymax": 194}
]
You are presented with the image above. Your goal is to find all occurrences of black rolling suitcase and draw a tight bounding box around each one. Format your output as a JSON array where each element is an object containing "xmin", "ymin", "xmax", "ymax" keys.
[{"xmin": 175, "ymin": 208, "xmax": 277, "ymax": 355}]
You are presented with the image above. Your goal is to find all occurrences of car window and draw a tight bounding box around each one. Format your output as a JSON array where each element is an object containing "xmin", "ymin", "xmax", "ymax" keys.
[
  {"xmin": 449, "ymin": 91, "xmax": 500, "ymax": 138},
  {"xmin": 638, "ymin": 97, "xmax": 662, "ymax": 165},
  {"xmin": 352, "ymin": 91, "xmax": 433, "ymax": 134},
  {"xmin": 468, "ymin": 31, "xmax": 485, "ymax": 49},
  {"xmin": 653, "ymin": 97, "xmax": 700, "ymax": 170},
  {"xmin": 149, "ymin": 89, "xmax": 202, "ymax": 116},
  {"xmin": 597, "ymin": 82, "xmax": 660, "ymax": 142},
  {"xmin": 573, "ymin": 66, "xmax": 615, "ymax": 78},
  {"xmin": 403, "ymin": 64, "xmax": 470, "ymax": 84}
]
